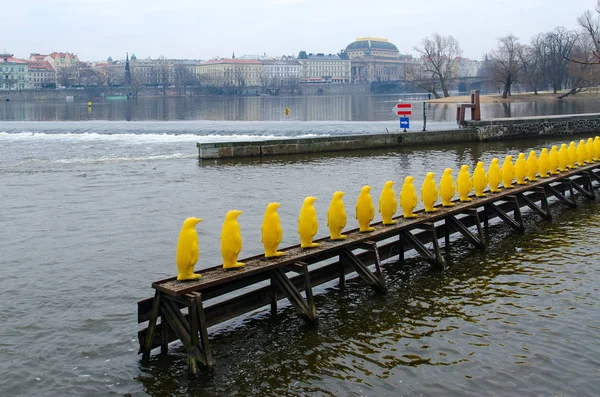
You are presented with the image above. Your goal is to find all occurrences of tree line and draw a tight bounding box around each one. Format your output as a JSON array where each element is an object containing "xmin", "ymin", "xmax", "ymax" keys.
[{"xmin": 412, "ymin": 1, "xmax": 600, "ymax": 99}]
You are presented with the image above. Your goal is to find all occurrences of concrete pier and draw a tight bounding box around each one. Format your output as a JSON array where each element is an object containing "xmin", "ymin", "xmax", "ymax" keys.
[{"xmin": 197, "ymin": 113, "xmax": 600, "ymax": 159}]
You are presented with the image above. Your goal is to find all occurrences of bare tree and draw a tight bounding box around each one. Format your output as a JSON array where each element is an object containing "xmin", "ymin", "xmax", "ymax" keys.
[
  {"xmin": 407, "ymin": 66, "xmax": 440, "ymax": 98},
  {"xmin": 233, "ymin": 66, "xmax": 246, "ymax": 95},
  {"xmin": 413, "ymin": 33, "xmax": 462, "ymax": 97},
  {"xmin": 578, "ymin": 5, "xmax": 600, "ymax": 51},
  {"xmin": 518, "ymin": 34, "xmax": 546, "ymax": 94},
  {"xmin": 543, "ymin": 27, "xmax": 577, "ymax": 93},
  {"xmin": 490, "ymin": 35, "xmax": 521, "ymax": 99},
  {"xmin": 560, "ymin": 32, "xmax": 597, "ymax": 98}
]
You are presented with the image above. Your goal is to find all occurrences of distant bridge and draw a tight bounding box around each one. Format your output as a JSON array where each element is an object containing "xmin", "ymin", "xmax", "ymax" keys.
[{"xmin": 370, "ymin": 76, "xmax": 491, "ymax": 94}]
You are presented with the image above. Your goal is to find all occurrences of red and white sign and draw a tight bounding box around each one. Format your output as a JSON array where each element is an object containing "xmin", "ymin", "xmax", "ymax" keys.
[{"xmin": 396, "ymin": 103, "xmax": 412, "ymax": 116}]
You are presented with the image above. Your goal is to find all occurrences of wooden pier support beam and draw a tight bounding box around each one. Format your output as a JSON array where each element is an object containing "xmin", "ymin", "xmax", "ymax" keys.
[
  {"xmin": 484, "ymin": 199, "xmax": 525, "ymax": 232},
  {"xmin": 358, "ymin": 241, "xmax": 387, "ymax": 293},
  {"xmin": 401, "ymin": 223, "xmax": 444, "ymax": 269},
  {"xmin": 571, "ymin": 173, "xmax": 595, "ymax": 199},
  {"xmin": 518, "ymin": 189, "xmax": 552, "ymax": 221},
  {"xmin": 186, "ymin": 292, "xmax": 213, "ymax": 372},
  {"xmin": 446, "ymin": 213, "xmax": 485, "ymax": 249},
  {"xmin": 270, "ymin": 267, "xmax": 318, "ymax": 323},
  {"xmin": 545, "ymin": 183, "xmax": 577, "ymax": 208},
  {"xmin": 142, "ymin": 290, "xmax": 161, "ymax": 362},
  {"xmin": 340, "ymin": 247, "xmax": 387, "ymax": 293}
]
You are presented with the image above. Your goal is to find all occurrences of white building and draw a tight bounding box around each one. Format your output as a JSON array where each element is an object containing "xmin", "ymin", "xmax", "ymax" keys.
[
  {"xmin": 297, "ymin": 52, "xmax": 351, "ymax": 83},
  {"xmin": 261, "ymin": 60, "xmax": 301, "ymax": 85}
]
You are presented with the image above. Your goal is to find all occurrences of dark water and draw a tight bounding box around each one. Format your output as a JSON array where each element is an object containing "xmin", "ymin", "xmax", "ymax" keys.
[{"xmin": 1, "ymin": 96, "xmax": 600, "ymax": 396}]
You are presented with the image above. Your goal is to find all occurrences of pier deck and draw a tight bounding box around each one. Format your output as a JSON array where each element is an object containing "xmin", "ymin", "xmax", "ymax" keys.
[{"xmin": 138, "ymin": 163, "xmax": 600, "ymax": 376}]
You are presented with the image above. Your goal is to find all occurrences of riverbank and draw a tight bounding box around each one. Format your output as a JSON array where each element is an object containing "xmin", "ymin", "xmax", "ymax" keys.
[{"xmin": 428, "ymin": 90, "xmax": 600, "ymax": 104}]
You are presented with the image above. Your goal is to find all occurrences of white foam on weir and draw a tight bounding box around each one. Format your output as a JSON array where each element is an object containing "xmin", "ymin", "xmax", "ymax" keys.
[{"xmin": 0, "ymin": 132, "xmax": 325, "ymax": 144}]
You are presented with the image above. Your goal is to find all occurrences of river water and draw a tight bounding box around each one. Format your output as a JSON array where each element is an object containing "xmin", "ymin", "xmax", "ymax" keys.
[{"xmin": 1, "ymin": 95, "xmax": 600, "ymax": 396}]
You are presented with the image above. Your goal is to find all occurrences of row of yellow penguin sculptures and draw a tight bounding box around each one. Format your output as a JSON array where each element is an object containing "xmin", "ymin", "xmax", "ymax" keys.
[{"xmin": 175, "ymin": 136, "xmax": 600, "ymax": 280}]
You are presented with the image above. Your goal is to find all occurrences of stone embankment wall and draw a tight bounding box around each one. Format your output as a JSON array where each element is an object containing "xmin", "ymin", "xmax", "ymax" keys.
[
  {"xmin": 198, "ymin": 129, "xmax": 476, "ymax": 159},
  {"xmin": 468, "ymin": 113, "xmax": 600, "ymax": 141},
  {"xmin": 199, "ymin": 113, "xmax": 600, "ymax": 159}
]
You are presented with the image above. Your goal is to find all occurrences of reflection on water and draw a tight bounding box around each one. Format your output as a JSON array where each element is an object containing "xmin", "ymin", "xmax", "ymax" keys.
[{"xmin": 1, "ymin": 94, "xmax": 600, "ymax": 122}]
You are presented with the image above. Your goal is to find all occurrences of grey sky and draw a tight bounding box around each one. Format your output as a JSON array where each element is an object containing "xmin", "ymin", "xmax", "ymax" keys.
[{"xmin": 2, "ymin": 0, "xmax": 596, "ymax": 61}]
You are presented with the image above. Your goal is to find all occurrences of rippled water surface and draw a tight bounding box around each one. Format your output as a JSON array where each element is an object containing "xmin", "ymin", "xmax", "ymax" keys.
[{"xmin": 1, "ymin": 97, "xmax": 600, "ymax": 396}]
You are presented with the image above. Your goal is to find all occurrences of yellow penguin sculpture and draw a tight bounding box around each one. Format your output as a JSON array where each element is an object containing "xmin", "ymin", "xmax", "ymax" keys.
[
  {"xmin": 594, "ymin": 137, "xmax": 600, "ymax": 162},
  {"xmin": 473, "ymin": 161, "xmax": 488, "ymax": 197},
  {"xmin": 549, "ymin": 145, "xmax": 560, "ymax": 175},
  {"xmin": 356, "ymin": 185, "xmax": 375, "ymax": 232},
  {"xmin": 299, "ymin": 196, "xmax": 319, "ymax": 248},
  {"xmin": 378, "ymin": 181, "xmax": 398, "ymax": 225},
  {"xmin": 558, "ymin": 143, "xmax": 569, "ymax": 172},
  {"xmin": 538, "ymin": 148, "xmax": 550, "ymax": 178},
  {"xmin": 586, "ymin": 138, "xmax": 595, "ymax": 163},
  {"xmin": 327, "ymin": 191, "xmax": 347, "ymax": 240},
  {"xmin": 526, "ymin": 150, "xmax": 539, "ymax": 181},
  {"xmin": 176, "ymin": 217, "xmax": 202, "ymax": 281},
  {"xmin": 221, "ymin": 210, "xmax": 245, "ymax": 269},
  {"xmin": 514, "ymin": 153, "xmax": 527, "ymax": 185},
  {"xmin": 421, "ymin": 172, "xmax": 439, "ymax": 213},
  {"xmin": 501, "ymin": 155, "xmax": 515, "ymax": 188},
  {"xmin": 576, "ymin": 139, "xmax": 587, "ymax": 166},
  {"xmin": 440, "ymin": 168, "xmax": 456, "ymax": 207},
  {"xmin": 400, "ymin": 176, "xmax": 418, "ymax": 218},
  {"xmin": 567, "ymin": 141, "xmax": 578, "ymax": 169},
  {"xmin": 457, "ymin": 165, "xmax": 473, "ymax": 202},
  {"xmin": 488, "ymin": 158, "xmax": 502, "ymax": 193},
  {"xmin": 261, "ymin": 203, "xmax": 284, "ymax": 258}
]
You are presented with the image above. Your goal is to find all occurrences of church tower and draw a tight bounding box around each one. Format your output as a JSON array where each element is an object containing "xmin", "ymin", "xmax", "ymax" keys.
[{"xmin": 124, "ymin": 52, "xmax": 131, "ymax": 86}]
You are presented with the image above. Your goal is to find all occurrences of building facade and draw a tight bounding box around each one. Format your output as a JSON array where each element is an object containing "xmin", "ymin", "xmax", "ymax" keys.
[
  {"xmin": 0, "ymin": 54, "xmax": 30, "ymax": 90},
  {"xmin": 297, "ymin": 52, "xmax": 351, "ymax": 83},
  {"xmin": 27, "ymin": 60, "xmax": 56, "ymax": 88},
  {"xmin": 196, "ymin": 59, "xmax": 264, "ymax": 87},
  {"xmin": 43, "ymin": 52, "xmax": 80, "ymax": 87},
  {"xmin": 261, "ymin": 60, "xmax": 301, "ymax": 85},
  {"xmin": 344, "ymin": 37, "xmax": 419, "ymax": 83}
]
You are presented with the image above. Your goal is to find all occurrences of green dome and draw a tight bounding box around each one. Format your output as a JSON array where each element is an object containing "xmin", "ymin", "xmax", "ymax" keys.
[{"xmin": 345, "ymin": 38, "xmax": 398, "ymax": 53}]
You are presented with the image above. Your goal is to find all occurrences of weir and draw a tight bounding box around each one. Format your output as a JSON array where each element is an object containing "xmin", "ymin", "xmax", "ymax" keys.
[
  {"xmin": 197, "ymin": 113, "xmax": 600, "ymax": 159},
  {"xmin": 138, "ymin": 162, "xmax": 600, "ymax": 376}
]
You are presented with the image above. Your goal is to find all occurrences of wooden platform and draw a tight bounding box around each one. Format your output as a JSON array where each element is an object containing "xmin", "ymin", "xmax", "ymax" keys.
[{"xmin": 138, "ymin": 163, "xmax": 600, "ymax": 376}]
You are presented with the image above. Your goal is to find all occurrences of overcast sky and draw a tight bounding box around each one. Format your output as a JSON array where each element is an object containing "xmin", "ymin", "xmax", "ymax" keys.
[{"xmin": 2, "ymin": 0, "xmax": 597, "ymax": 62}]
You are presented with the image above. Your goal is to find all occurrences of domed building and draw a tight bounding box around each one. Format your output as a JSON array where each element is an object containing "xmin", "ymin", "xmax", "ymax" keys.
[
  {"xmin": 343, "ymin": 37, "xmax": 417, "ymax": 84},
  {"xmin": 345, "ymin": 37, "xmax": 399, "ymax": 59}
]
